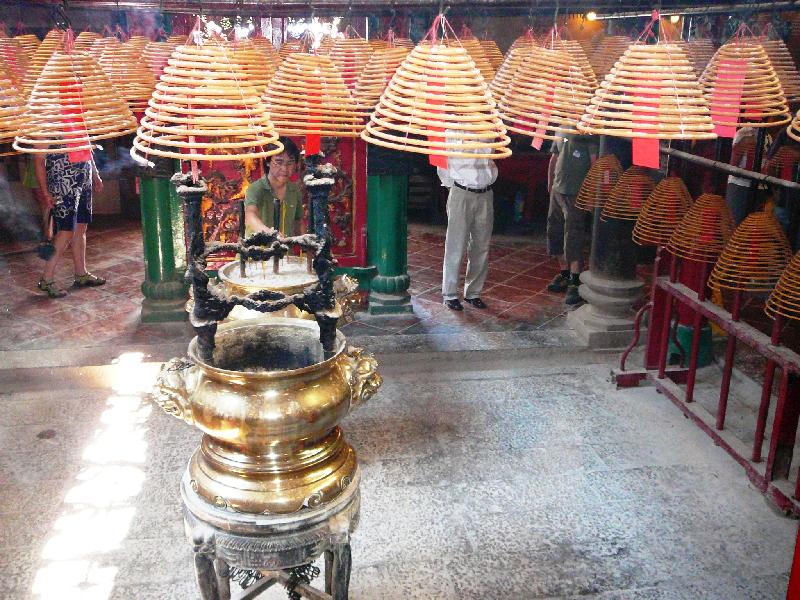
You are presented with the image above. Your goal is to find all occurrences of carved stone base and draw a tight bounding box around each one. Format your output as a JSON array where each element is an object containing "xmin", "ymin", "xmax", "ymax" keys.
[{"xmin": 181, "ymin": 468, "xmax": 360, "ymax": 600}]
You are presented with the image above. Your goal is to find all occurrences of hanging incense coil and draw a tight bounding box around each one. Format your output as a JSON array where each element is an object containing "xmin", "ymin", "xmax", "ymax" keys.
[
  {"xmin": 127, "ymin": 35, "xmax": 151, "ymax": 49},
  {"xmin": 0, "ymin": 61, "xmax": 27, "ymax": 145},
  {"xmin": 250, "ymin": 37, "xmax": 281, "ymax": 68},
  {"xmin": 354, "ymin": 46, "xmax": 409, "ymax": 116},
  {"xmin": 99, "ymin": 41, "xmax": 157, "ymax": 112},
  {"xmin": 700, "ymin": 41, "xmax": 790, "ymax": 128},
  {"xmin": 89, "ymin": 37, "xmax": 120, "ymax": 58},
  {"xmin": 575, "ymin": 154, "xmax": 623, "ymax": 211},
  {"xmin": 545, "ymin": 39, "xmax": 597, "ymax": 87},
  {"xmin": 632, "ymin": 176, "xmax": 693, "ymax": 246},
  {"xmin": 279, "ymin": 40, "xmax": 304, "ymax": 60},
  {"xmin": 13, "ymin": 34, "xmax": 40, "ymax": 60},
  {"xmin": 370, "ymin": 39, "xmax": 389, "ymax": 50},
  {"xmin": 708, "ymin": 211, "xmax": 791, "ymax": 293},
  {"xmin": 761, "ymin": 39, "xmax": 800, "ymax": 104},
  {"xmin": 480, "ymin": 39, "xmax": 504, "ymax": 70},
  {"xmin": 762, "ymin": 145, "xmax": 800, "ymax": 179},
  {"xmin": 228, "ymin": 40, "xmax": 279, "ymax": 94},
  {"xmin": 685, "ymin": 39, "xmax": 716, "ymax": 75},
  {"xmin": 21, "ymin": 29, "xmax": 65, "ymax": 95},
  {"xmin": 263, "ymin": 52, "xmax": 363, "ymax": 137},
  {"xmin": 667, "ymin": 193, "xmax": 734, "ymax": 263},
  {"xmin": 497, "ymin": 46, "xmax": 595, "ymax": 142},
  {"xmin": 730, "ymin": 134, "xmax": 757, "ymax": 169},
  {"xmin": 600, "ymin": 166, "xmax": 656, "ymax": 220},
  {"xmin": 362, "ymin": 42, "xmax": 511, "ymax": 158},
  {"xmin": 167, "ymin": 34, "xmax": 187, "ymax": 45},
  {"xmin": 14, "ymin": 51, "xmax": 137, "ymax": 154},
  {"xmin": 589, "ymin": 35, "xmax": 630, "ymax": 79},
  {"xmin": 143, "ymin": 41, "xmax": 177, "ymax": 77},
  {"xmin": 0, "ymin": 38, "xmax": 29, "ymax": 88},
  {"xmin": 446, "ymin": 37, "xmax": 495, "ymax": 82},
  {"xmin": 318, "ymin": 35, "xmax": 334, "ymax": 54},
  {"xmin": 766, "ymin": 251, "xmax": 800, "ymax": 320},
  {"xmin": 578, "ymin": 42, "xmax": 716, "ymax": 140},
  {"xmin": 132, "ymin": 43, "xmax": 282, "ymax": 162},
  {"xmin": 489, "ymin": 46, "xmax": 531, "ymax": 102},
  {"xmin": 74, "ymin": 31, "xmax": 101, "ymax": 52},
  {"xmin": 324, "ymin": 37, "xmax": 372, "ymax": 89},
  {"xmin": 390, "ymin": 37, "xmax": 414, "ymax": 50}
]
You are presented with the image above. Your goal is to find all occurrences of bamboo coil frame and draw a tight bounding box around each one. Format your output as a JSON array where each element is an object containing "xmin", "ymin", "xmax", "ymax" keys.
[
  {"xmin": 361, "ymin": 42, "xmax": 511, "ymax": 159},
  {"xmin": 143, "ymin": 41, "xmax": 178, "ymax": 78},
  {"xmin": 766, "ymin": 251, "xmax": 800, "ymax": 320},
  {"xmin": 354, "ymin": 46, "xmax": 409, "ymax": 116},
  {"xmin": 14, "ymin": 50, "xmax": 137, "ymax": 154},
  {"xmin": 132, "ymin": 42, "xmax": 282, "ymax": 162},
  {"xmin": 575, "ymin": 154, "xmax": 623, "ymax": 211},
  {"xmin": 708, "ymin": 211, "xmax": 791, "ymax": 293},
  {"xmin": 667, "ymin": 193, "xmax": 733, "ymax": 263},
  {"xmin": 497, "ymin": 46, "xmax": 596, "ymax": 141},
  {"xmin": 761, "ymin": 39, "xmax": 800, "ymax": 103},
  {"xmin": 601, "ymin": 167, "xmax": 656, "ymax": 220},
  {"xmin": 21, "ymin": 29, "xmax": 65, "ymax": 95},
  {"xmin": 700, "ymin": 41, "xmax": 791, "ymax": 128},
  {"xmin": 324, "ymin": 37, "xmax": 372, "ymax": 89},
  {"xmin": 99, "ymin": 41, "xmax": 157, "ymax": 112},
  {"xmin": 632, "ymin": 176, "xmax": 693, "ymax": 246},
  {"xmin": 577, "ymin": 42, "xmax": 716, "ymax": 140},
  {"xmin": 685, "ymin": 39, "xmax": 716, "ymax": 75},
  {"xmin": 263, "ymin": 52, "xmax": 363, "ymax": 137},
  {"xmin": 74, "ymin": 31, "xmax": 101, "ymax": 52},
  {"xmin": 0, "ymin": 38, "xmax": 29, "ymax": 89}
]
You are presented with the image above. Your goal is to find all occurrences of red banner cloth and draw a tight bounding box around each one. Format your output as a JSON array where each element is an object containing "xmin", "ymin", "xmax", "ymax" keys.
[{"xmin": 710, "ymin": 58, "xmax": 746, "ymax": 138}]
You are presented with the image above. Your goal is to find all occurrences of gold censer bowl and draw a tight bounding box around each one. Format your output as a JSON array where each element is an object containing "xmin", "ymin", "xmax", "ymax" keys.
[
  {"xmin": 153, "ymin": 317, "xmax": 381, "ymax": 514},
  {"xmin": 217, "ymin": 256, "xmax": 361, "ymax": 326}
]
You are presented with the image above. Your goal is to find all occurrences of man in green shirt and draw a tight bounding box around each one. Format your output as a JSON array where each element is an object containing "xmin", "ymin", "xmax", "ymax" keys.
[
  {"xmin": 546, "ymin": 133, "xmax": 597, "ymax": 305},
  {"xmin": 244, "ymin": 137, "xmax": 304, "ymax": 236}
]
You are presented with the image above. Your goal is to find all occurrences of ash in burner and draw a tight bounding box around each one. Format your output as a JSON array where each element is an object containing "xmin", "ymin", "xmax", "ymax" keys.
[{"xmin": 210, "ymin": 325, "xmax": 330, "ymax": 372}]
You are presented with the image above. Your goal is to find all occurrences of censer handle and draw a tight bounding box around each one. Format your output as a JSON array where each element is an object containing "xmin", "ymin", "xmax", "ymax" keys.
[
  {"xmin": 152, "ymin": 357, "xmax": 198, "ymax": 424},
  {"xmin": 344, "ymin": 347, "xmax": 382, "ymax": 409}
]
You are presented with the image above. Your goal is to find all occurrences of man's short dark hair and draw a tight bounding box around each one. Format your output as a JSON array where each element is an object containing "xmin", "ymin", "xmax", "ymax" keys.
[{"xmin": 276, "ymin": 136, "xmax": 300, "ymax": 162}]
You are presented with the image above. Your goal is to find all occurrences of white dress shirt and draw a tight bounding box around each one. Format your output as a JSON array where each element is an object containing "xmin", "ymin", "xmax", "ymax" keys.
[{"xmin": 437, "ymin": 129, "xmax": 498, "ymax": 189}]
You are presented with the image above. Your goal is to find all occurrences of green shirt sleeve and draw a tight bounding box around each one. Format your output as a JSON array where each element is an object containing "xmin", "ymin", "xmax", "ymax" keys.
[{"xmin": 244, "ymin": 178, "xmax": 263, "ymax": 207}]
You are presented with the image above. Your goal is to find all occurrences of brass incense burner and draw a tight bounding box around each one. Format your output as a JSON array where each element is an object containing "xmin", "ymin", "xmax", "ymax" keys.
[{"xmin": 155, "ymin": 317, "xmax": 380, "ymax": 514}]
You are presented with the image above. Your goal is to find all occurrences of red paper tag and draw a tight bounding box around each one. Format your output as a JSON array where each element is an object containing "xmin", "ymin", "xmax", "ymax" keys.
[
  {"xmin": 60, "ymin": 81, "xmax": 91, "ymax": 163},
  {"xmin": 306, "ymin": 90, "xmax": 321, "ymax": 155},
  {"xmin": 632, "ymin": 84, "xmax": 660, "ymax": 169},
  {"xmin": 531, "ymin": 88, "xmax": 554, "ymax": 151},
  {"xmin": 711, "ymin": 58, "xmax": 746, "ymax": 138},
  {"xmin": 427, "ymin": 80, "xmax": 448, "ymax": 169}
]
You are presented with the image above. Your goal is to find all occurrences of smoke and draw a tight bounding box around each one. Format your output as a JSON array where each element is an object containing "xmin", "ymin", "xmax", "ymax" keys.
[
  {"xmin": 94, "ymin": 144, "xmax": 136, "ymax": 178},
  {"xmin": 0, "ymin": 163, "xmax": 41, "ymax": 245}
]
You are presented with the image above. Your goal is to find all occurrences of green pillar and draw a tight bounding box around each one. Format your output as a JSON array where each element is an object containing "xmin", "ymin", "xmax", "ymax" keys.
[
  {"xmin": 138, "ymin": 162, "xmax": 188, "ymax": 323},
  {"xmin": 367, "ymin": 174, "xmax": 413, "ymax": 315}
]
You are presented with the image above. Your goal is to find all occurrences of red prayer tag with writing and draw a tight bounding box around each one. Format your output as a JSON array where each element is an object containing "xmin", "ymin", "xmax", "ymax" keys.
[
  {"xmin": 710, "ymin": 58, "xmax": 746, "ymax": 138},
  {"xmin": 427, "ymin": 80, "xmax": 448, "ymax": 169},
  {"xmin": 632, "ymin": 82, "xmax": 660, "ymax": 169},
  {"xmin": 60, "ymin": 80, "xmax": 91, "ymax": 163}
]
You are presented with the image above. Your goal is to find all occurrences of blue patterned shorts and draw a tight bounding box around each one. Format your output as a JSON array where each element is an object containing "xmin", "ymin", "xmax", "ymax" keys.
[{"xmin": 46, "ymin": 153, "xmax": 92, "ymax": 232}]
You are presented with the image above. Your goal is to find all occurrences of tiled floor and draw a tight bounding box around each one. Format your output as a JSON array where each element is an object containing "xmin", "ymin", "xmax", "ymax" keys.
[{"xmin": 0, "ymin": 217, "xmax": 578, "ymax": 351}]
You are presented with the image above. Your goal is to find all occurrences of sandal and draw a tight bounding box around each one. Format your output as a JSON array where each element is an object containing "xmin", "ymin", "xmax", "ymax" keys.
[
  {"xmin": 73, "ymin": 272, "xmax": 107, "ymax": 287},
  {"xmin": 38, "ymin": 279, "xmax": 67, "ymax": 298}
]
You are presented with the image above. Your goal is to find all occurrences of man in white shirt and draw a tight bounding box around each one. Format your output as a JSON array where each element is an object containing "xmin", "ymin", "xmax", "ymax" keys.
[{"xmin": 437, "ymin": 133, "xmax": 498, "ymax": 311}]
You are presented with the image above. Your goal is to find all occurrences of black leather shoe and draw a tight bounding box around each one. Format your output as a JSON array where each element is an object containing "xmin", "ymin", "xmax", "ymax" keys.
[
  {"xmin": 565, "ymin": 284, "xmax": 582, "ymax": 305},
  {"xmin": 464, "ymin": 297, "xmax": 488, "ymax": 309},
  {"xmin": 443, "ymin": 299, "xmax": 464, "ymax": 311}
]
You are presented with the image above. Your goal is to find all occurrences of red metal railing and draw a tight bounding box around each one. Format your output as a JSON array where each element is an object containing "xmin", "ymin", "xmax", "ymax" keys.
[{"xmin": 617, "ymin": 247, "xmax": 800, "ymax": 516}]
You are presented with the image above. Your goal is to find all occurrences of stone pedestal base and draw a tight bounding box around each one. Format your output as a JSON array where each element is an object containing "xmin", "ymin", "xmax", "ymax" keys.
[
  {"xmin": 368, "ymin": 290, "xmax": 413, "ymax": 315},
  {"xmin": 140, "ymin": 279, "xmax": 188, "ymax": 323},
  {"xmin": 568, "ymin": 271, "xmax": 644, "ymax": 350},
  {"xmin": 181, "ymin": 469, "xmax": 359, "ymax": 600}
]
